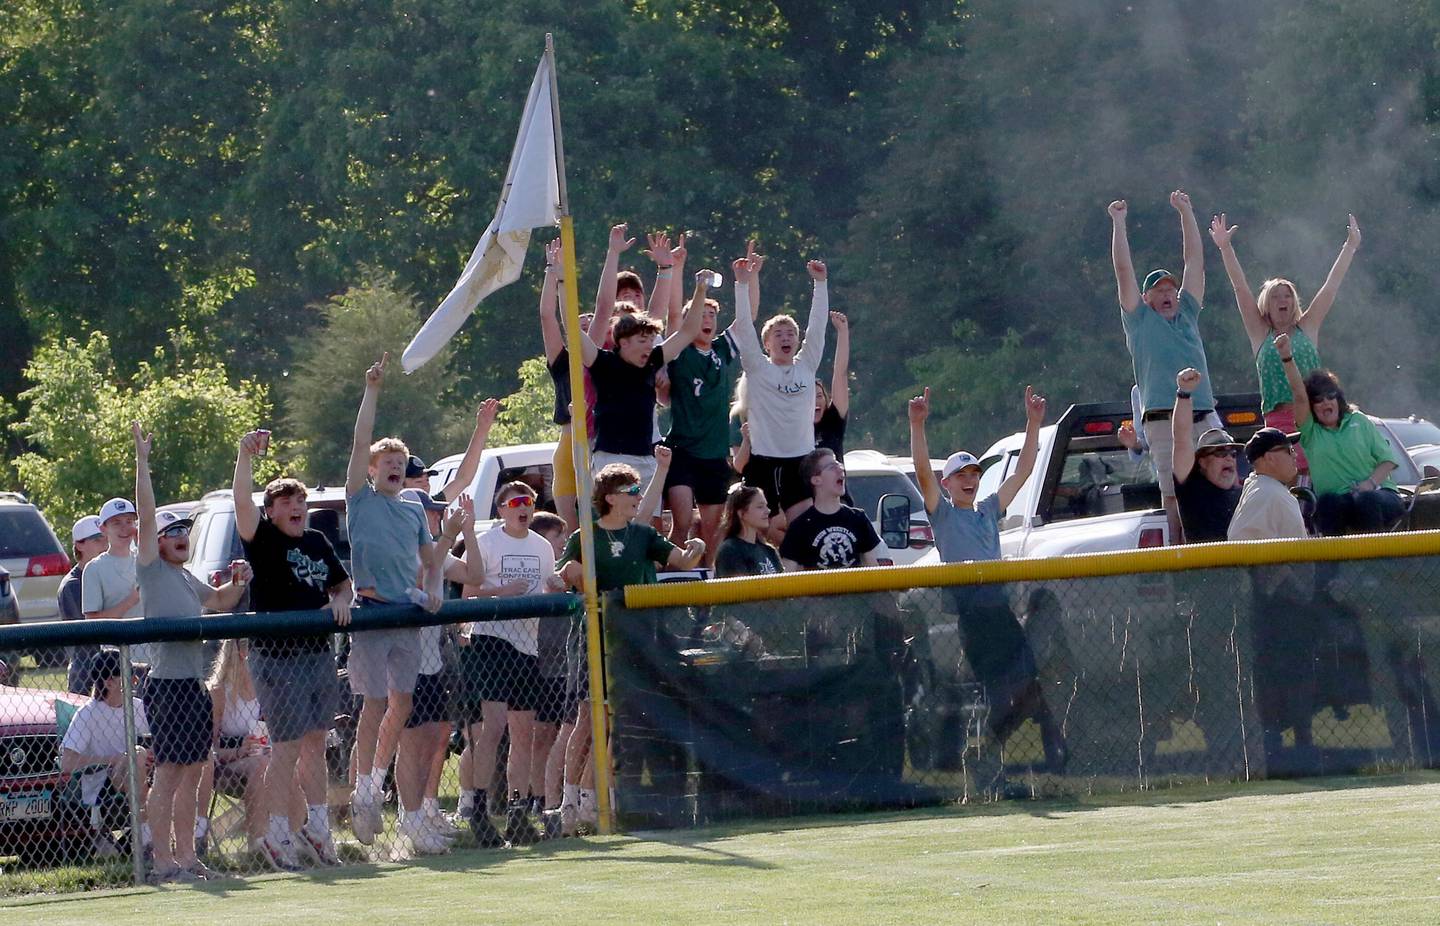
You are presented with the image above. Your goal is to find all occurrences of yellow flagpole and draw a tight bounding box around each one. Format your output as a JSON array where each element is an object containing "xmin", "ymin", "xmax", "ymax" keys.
[{"xmin": 545, "ymin": 33, "xmax": 614, "ymax": 835}]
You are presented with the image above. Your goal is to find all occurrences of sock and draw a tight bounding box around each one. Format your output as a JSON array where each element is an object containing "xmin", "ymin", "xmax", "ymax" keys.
[
  {"xmin": 422, "ymin": 797, "xmax": 440, "ymax": 816},
  {"xmin": 401, "ymin": 808, "xmax": 423, "ymax": 830},
  {"xmin": 369, "ymin": 767, "xmax": 387, "ymax": 791},
  {"xmin": 268, "ymin": 814, "xmax": 290, "ymax": 844},
  {"xmin": 140, "ymin": 823, "xmax": 153, "ymax": 847},
  {"xmin": 579, "ymin": 788, "xmax": 596, "ymax": 809},
  {"xmin": 194, "ymin": 816, "xmax": 209, "ymax": 839},
  {"xmin": 562, "ymin": 783, "xmax": 579, "ymax": 808},
  {"xmin": 306, "ymin": 804, "xmax": 330, "ymax": 836},
  {"xmin": 458, "ymin": 788, "xmax": 476, "ymax": 813}
]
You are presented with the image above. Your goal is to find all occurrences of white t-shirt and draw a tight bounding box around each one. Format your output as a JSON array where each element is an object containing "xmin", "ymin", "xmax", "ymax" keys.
[
  {"xmin": 472, "ymin": 526, "xmax": 556, "ymax": 656},
  {"xmin": 60, "ymin": 698, "xmax": 150, "ymax": 804},
  {"xmin": 731, "ymin": 280, "xmax": 829, "ymax": 458}
]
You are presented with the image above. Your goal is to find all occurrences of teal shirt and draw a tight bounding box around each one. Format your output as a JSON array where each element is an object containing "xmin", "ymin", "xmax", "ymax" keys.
[
  {"xmin": 1256, "ymin": 327, "xmax": 1321, "ymax": 413},
  {"xmin": 346, "ymin": 484, "xmax": 431, "ymax": 603},
  {"xmin": 1122, "ymin": 290, "xmax": 1215, "ymax": 413},
  {"xmin": 1298, "ymin": 411, "xmax": 1400, "ymax": 497}
]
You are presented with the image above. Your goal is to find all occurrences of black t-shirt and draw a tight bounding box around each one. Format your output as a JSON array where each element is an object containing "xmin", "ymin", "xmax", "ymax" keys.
[
  {"xmin": 1175, "ymin": 469, "xmax": 1243, "ymax": 544},
  {"xmin": 548, "ymin": 349, "xmax": 573, "ymax": 426},
  {"xmin": 590, "ymin": 346, "xmax": 664, "ymax": 455},
  {"xmin": 779, "ymin": 505, "xmax": 880, "ymax": 570},
  {"xmin": 242, "ymin": 518, "xmax": 349, "ymax": 657},
  {"xmin": 714, "ymin": 537, "xmax": 782, "ymax": 578},
  {"xmin": 815, "ymin": 405, "xmax": 847, "ymax": 458}
]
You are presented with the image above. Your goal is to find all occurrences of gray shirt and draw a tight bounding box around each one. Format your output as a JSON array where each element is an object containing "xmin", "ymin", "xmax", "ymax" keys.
[
  {"xmin": 346, "ymin": 484, "xmax": 430, "ymax": 603},
  {"xmin": 137, "ymin": 558, "xmax": 214, "ymax": 679},
  {"xmin": 931, "ymin": 493, "xmax": 1006, "ymax": 608}
]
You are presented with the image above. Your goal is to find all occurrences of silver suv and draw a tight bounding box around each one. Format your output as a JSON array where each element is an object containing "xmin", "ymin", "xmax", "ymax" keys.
[{"xmin": 0, "ymin": 493, "xmax": 69, "ymax": 623}]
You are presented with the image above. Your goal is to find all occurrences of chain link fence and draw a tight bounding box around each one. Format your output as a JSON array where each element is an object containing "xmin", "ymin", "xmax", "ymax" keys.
[
  {"xmin": 0, "ymin": 596, "xmax": 578, "ymax": 895},
  {"xmin": 605, "ymin": 551, "xmax": 1440, "ymax": 829}
]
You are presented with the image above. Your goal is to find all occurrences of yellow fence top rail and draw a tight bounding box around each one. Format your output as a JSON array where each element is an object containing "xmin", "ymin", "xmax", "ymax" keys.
[{"xmin": 624, "ymin": 530, "xmax": 1440, "ymax": 609}]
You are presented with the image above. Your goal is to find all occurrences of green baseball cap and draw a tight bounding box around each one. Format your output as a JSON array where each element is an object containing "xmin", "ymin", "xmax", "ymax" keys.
[{"xmin": 1142, "ymin": 269, "xmax": 1179, "ymax": 292}]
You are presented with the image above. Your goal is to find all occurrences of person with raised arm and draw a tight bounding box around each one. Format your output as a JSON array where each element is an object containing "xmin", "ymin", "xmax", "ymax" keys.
[
  {"xmin": 132, "ymin": 422, "xmax": 250, "ymax": 883},
  {"xmin": 233, "ymin": 429, "xmax": 353, "ymax": 869},
  {"xmin": 1276, "ymin": 332, "xmax": 1401, "ymax": 534},
  {"xmin": 342, "ymin": 352, "xmax": 446, "ymax": 852},
  {"xmin": 1170, "ymin": 369, "xmax": 1244, "ymax": 543},
  {"xmin": 730, "ymin": 249, "xmax": 830, "ymax": 531},
  {"xmin": 1210, "ymin": 213, "xmax": 1361, "ymax": 468},
  {"xmin": 1111, "ymin": 192, "xmax": 1220, "ymax": 543},
  {"xmin": 539, "ymin": 238, "xmax": 593, "ymax": 534},
  {"xmin": 813, "ymin": 311, "xmax": 850, "ymax": 458},
  {"xmin": 909, "ymin": 385, "xmax": 1066, "ymax": 771}
]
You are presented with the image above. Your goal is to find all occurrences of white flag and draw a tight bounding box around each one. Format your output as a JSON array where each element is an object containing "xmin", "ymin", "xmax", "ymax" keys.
[{"xmin": 403, "ymin": 59, "xmax": 561, "ymax": 372}]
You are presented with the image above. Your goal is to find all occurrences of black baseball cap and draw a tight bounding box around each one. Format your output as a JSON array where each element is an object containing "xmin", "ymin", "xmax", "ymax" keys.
[
  {"xmin": 1244, "ymin": 427, "xmax": 1300, "ymax": 463},
  {"xmin": 405, "ymin": 455, "xmax": 437, "ymax": 479}
]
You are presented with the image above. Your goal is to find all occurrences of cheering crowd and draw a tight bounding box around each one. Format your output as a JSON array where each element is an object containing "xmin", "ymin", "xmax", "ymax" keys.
[{"xmin": 52, "ymin": 193, "xmax": 1386, "ymax": 882}]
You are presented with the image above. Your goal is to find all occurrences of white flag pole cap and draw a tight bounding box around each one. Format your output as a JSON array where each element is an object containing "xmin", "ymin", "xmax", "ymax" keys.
[
  {"xmin": 71, "ymin": 515, "xmax": 104, "ymax": 543},
  {"xmin": 942, "ymin": 451, "xmax": 982, "ymax": 480},
  {"xmin": 98, "ymin": 498, "xmax": 137, "ymax": 524}
]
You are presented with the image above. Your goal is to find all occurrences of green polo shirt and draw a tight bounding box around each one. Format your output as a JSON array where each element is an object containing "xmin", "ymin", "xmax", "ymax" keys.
[{"xmin": 1299, "ymin": 411, "xmax": 1400, "ymax": 496}]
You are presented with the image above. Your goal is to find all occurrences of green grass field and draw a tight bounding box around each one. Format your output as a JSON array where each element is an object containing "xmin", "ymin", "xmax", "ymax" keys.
[{"xmin": 5, "ymin": 773, "xmax": 1438, "ymax": 925}]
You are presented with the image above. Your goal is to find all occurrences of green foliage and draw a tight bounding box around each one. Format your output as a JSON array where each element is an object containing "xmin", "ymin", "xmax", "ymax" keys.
[
  {"xmin": 282, "ymin": 275, "xmax": 465, "ymax": 482},
  {"xmin": 9, "ymin": 330, "xmax": 269, "ymax": 528},
  {"xmin": 488, "ymin": 356, "xmax": 561, "ymax": 449}
]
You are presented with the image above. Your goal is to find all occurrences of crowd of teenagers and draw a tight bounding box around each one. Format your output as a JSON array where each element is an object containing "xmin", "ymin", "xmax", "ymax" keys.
[{"xmin": 53, "ymin": 197, "xmax": 1382, "ymax": 882}]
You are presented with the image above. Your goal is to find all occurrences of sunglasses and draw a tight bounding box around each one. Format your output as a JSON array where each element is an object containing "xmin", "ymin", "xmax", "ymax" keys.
[
  {"xmin": 614, "ymin": 484, "xmax": 644, "ymax": 497},
  {"xmin": 1267, "ymin": 444, "xmax": 1298, "ymax": 456},
  {"xmin": 501, "ymin": 496, "xmax": 535, "ymax": 509},
  {"xmin": 1312, "ymin": 391, "xmax": 1340, "ymax": 402},
  {"xmin": 159, "ymin": 525, "xmax": 190, "ymax": 538},
  {"xmin": 1199, "ymin": 448, "xmax": 1239, "ymax": 459}
]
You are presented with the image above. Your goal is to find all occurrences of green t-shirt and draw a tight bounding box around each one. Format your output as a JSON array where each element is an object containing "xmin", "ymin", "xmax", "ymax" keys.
[
  {"xmin": 666, "ymin": 332, "xmax": 739, "ymax": 460},
  {"xmin": 559, "ymin": 521, "xmax": 677, "ymax": 592},
  {"xmin": 1256, "ymin": 327, "xmax": 1321, "ymax": 413},
  {"xmin": 1299, "ymin": 411, "xmax": 1400, "ymax": 496},
  {"xmin": 1122, "ymin": 290, "xmax": 1215, "ymax": 413}
]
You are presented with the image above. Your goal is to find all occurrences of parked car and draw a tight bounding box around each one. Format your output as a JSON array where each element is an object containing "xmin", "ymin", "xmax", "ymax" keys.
[
  {"xmin": 884, "ymin": 454, "xmax": 947, "ymax": 494},
  {"xmin": 841, "ymin": 450, "xmax": 933, "ymax": 566},
  {"xmin": 0, "ymin": 493, "xmax": 69, "ymax": 624},
  {"xmin": 0, "ymin": 566, "xmax": 17, "ymax": 628},
  {"xmin": 0, "ymin": 682, "xmax": 91, "ymax": 866},
  {"xmin": 429, "ymin": 442, "xmax": 559, "ymax": 526},
  {"xmin": 1378, "ymin": 415, "xmax": 1440, "ymax": 451}
]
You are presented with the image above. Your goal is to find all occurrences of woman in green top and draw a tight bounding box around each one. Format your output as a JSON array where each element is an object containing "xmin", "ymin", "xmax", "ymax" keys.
[
  {"xmin": 1209, "ymin": 213, "xmax": 1361, "ymax": 469},
  {"xmin": 1276, "ymin": 333, "xmax": 1402, "ymax": 535}
]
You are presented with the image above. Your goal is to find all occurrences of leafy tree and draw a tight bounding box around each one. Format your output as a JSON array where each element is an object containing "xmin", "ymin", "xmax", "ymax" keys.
[
  {"xmin": 487, "ymin": 356, "xmax": 561, "ymax": 449},
  {"xmin": 9, "ymin": 330, "xmax": 270, "ymax": 528}
]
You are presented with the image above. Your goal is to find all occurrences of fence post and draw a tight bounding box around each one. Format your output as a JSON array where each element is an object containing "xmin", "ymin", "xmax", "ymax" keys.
[{"xmin": 118, "ymin": 645, "xmax": 145, "ymax": 886}]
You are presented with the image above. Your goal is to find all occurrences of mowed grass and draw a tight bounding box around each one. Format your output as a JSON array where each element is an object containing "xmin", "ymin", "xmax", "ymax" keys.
[{"xmin": 6, "ymin": 773, "xmax": 1440, "ymax": 926}]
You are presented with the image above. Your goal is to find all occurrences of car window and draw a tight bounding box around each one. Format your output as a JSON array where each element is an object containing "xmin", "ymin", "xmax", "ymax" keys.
[
  {"xmin": 1373, "ymin": 422, "xmax": 1423, "ymax": 485},
  {"xmin": 489, "ymin": 464, "xmax": 556, "ymax": 518},
  {"xmin": 976, "ymin": 453, "xmax": 1014, "ymax": 508},
  {"xmin": 1049, "ymin": 448, "xmax": 1160, "ymax": 522},
  {"xmin": 1386, "ymin": 419, "xmax": 1440, "ymax": 449},
  {"xmin": 306, "ymin": 504, "xmax": 350, "ymax": 563},
  {"xmin": 0, "ymin": 509, "xmax": 63, "ymax": 559},
  {"xmin": 199, "ymin": 512, "xmax": 235, "ymax": 564},
  {"xmin": 846, "ymin": 473, "xmax": 924, "ymax": 522}
]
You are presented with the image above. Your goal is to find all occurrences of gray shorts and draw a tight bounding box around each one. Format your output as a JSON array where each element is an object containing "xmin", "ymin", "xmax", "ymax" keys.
[
  {"xmin": 347, "ymin": 628, "xmax": 420, "ymax": 699},
  {"xmin": 591, "ymin": 450, "xmax": 658, "ymax": 489},
  {"xmin": 250, "ymin": 649, "xmax": 340, "ymax": 744}
]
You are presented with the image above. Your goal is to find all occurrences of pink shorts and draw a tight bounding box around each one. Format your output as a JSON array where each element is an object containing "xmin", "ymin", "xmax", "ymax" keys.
[{"xmin": 1264, "ymin": 406, "xmax": 1308, "ymax": 470}]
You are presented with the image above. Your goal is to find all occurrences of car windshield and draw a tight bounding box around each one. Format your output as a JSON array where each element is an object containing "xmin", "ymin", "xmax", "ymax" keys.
[
  {"xmin": 1049, "ymin": 448, "xmax": 1164, "ymax": 522},
  {"xmin": 1385, "ymin": 418, "xmax": 1440, "ymax": 449},
  {"xmin": 0, "ymin": 510, "xmax": 63, "ymax": 559},
  {"xmin": 846, "ymin": 472, "xmax": 925, "ymax": 522}
]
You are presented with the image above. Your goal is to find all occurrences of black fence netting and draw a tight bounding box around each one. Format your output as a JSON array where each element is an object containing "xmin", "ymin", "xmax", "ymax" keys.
[
  {"xmin": 604, "ymin": 555, "xmax": 1440, "ymax": 829},
  {"xmin": 0, "ymin": 595, "xmax": 578, "ymax": 894}
]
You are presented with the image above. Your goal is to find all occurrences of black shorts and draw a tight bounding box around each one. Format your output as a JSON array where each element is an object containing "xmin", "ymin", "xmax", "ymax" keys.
[
  {"xmin": 664, "ymin": 448, "xmax": 735, "ymax": 506},
  {"xmin": 458, "ymin": 636, "xmax": 541, "ymax": 714},
  {"xmin": 743, "ymin": 454, "xmax": 808, "ymax": 514},
  {"xmin": 534, "ymin": 676, "xmax": 569, "ymax": 725},
  {"xmin": 405, "ymin": 672, "xmax": 451, "ymax": 728},
  {"xmin": 143, "ymin": 676, "xmax": 213, "ymax": 766}
]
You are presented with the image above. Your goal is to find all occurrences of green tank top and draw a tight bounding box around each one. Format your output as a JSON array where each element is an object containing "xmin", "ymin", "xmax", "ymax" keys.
[{"xmin": 1255, "ymin": 327, "xmax": 1321, "ymax": 413}]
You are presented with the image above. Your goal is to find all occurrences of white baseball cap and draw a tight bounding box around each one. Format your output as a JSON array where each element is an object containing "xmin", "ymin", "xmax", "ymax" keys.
[
  {"xmin": 98, "ymin": 498, "xmax": 137, "ymax": 524},
  {"xmin": 71, "ymin": 515, "xmax": 104, "ymax": 543},
  {"xmin": 155, "ymin": 510, "xmax": 194, "ymax": 535},
  {"xmin": 942, "ymin": 451, "xmax": 982, "ymax": 479}
]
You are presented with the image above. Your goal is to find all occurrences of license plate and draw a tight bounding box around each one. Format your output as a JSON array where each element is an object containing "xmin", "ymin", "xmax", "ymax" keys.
[{"xmin": 0, "ymin": 790, "xmax": 52, "ymax": 823}]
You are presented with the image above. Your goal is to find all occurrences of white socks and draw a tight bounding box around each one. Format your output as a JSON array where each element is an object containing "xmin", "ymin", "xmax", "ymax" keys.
[
  {"xmin": 306, "ymin": 804, "xmax": 330, "ymax": 837},
  {"xmin": 562, "ymin": 783, "xmax": 579, "ymax": 808},
  {"xmin": 458, "ymin": 788, "xmax": 476, "ymax": 814},
  {"xmin": 357, "ymin": 767, "xmax": 385, "ymax": 798},
  {"xmin": 268, "ymin": 814, "xmax": 290, "ymax": 844},
  {"xmin": 422, "ymin": 797, "xmax": 440, "ymax": 817},
  {"xmin": 194, "ymin": 816, "xmax": 209, "ymax": 840}
]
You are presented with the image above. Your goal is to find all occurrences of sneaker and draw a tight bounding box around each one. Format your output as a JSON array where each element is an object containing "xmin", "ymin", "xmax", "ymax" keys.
[
  {"xmin": 186, "ymin": 860, "xmax": 226, "ymax": 881},
  {"xmin": 504, "ymin": 797, "xmax": 540, "ymax": 846},
  {"xmin": 542, "ymin": 809, "xmax": 563, "ymax": 840},
  {"xmin": 427, "ymin": 810, "xmax": 460, "ymax": 839},
  {"xmin": 350, "ymin": 790, "xmax": 381, "ymax": 846},
  {"xmin": 255, "ymin": 834, "xmax": 304, "ymax": 873},
  {"xmin": 577, "ymin": 791, "xmax": 599, "ymax": 827},
  {"xmin": 296, "ymin": 824, "xmax": 342, "ymax": 867},
  {"xmin": 145, "ymin": 865, "xmax": 180, "ymax": 886},
  {"xmin": 468, "ymin": 807, "xmax": 507, "ymax": 848},
  {"xmin": 92, "ymin": 833, "xmax": 121, "ymax": 859},
  {"xmin": 401, "ymin": 819, "xmax": 452, "ymax": 856}
]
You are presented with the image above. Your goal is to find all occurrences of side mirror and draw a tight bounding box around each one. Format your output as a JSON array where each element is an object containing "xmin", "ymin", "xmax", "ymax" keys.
[{"xmin": 879, "ymin": 493, "xmax": 911, "ymax": 551}]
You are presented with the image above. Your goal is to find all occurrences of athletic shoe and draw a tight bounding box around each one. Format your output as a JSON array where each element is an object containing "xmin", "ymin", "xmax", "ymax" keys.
[
  {"xmin": 504, "ymin": 796, "xmax": 540, "ymax": 846},
  {"xmin": 255, "ymin": 834, "xmax": 304, "ymax": 873},
  {"xmin": 186, "ymin": 860, "xmax": 226, "ymax": 881},
  {"xmin": 145, "ymin": 865, "xmax": 180, "ymax": 886},
  {"xmin": 350, "ymin": 790, "xmax": 381, "ymax": 846},
  {"xmin": 542, "ymin": 809, "xmax": 563, "ymax": 840},
  {"xmin": 92, "ymin": 833, "xmax": 121, "ymax": 859},
  {"xmin": 296, "ymin": 824, "xmax": 342, "ymax": 867},
  {"xmin": 401, "ymin": 818, "xmax": 452, "ymax": 856},
  {"xmin": 577, "ymin": 791, "xmax": 599, "ymax": 829},
  {"xmin": 468, "ymin": 807, "xmax": 507, "ymax": 848},
  {"xmin": 427, "ymin": 809, "xmax": 460, "ymax": 839}
]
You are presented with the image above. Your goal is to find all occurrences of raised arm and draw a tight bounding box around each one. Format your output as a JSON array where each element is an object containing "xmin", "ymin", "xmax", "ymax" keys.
[
  {"xmin": 233, "ymin": 431, "xmax": 265, "ymax": 542},
  {"xmin": 998, "ymin": 387, "xmax": 1046, "ymax": 511},
  {"xmin": 665, "ymin": 233, "xmax": 688, "ymax": 334},
  {"xmin": 1172, "ymin": 368, "xmax": 1203, "ymax": 483},
  {"xmin": 1173, "ymin": 190, "xmax": 1204, "ymax": 305},
  {"xmin": 1275, "ymin": 333, "xmax": 1310, "ymax": 429},
  {"xmin": 590, "ymin": 223, "xmax": 635, "ymax": 348},
  {"xmin": 132, "ymin": 423, "xmax": 158, "ymax": 567},
  {"xmin": 1299, "ymin": 214, "xmax": 1361, "ymax": 340},
  {"xmin": 539, "ymin": 240, "xmax": 566, "ymax": 364},
  {"xmin": 747, "ymin": 241, "xmax": 764, "ymax": 322},
  {"xmin": 637, "ymin": 446, "xmax": 672, "ymax": 522},
  {"xmin": 345, "ymin": 354, "xmax": 386, "ymax": 497},
  {"xmin": 438, "ymin": 399, "xmax": 499, "ymax": 502},
  {"xmin": 730, "ymin": 255, "xmax": 764, "ymax": 367},
  {"xmin": 439, "ymin": 497, "xmax": 485, "ymax": 586},
  {"xmin": 908, "ymin": 388, "xmax": 942, "ymax": 515},
  {"xmin": 794, "ymin": 261, "xmax": 829, "ymax": 368},
  {"xmin": 1109, "ymin": 200, "xmax": 1141, "ymax": 312},
  {"xmin": 731, "ymin": 419, "xmax": 752, "ymax": 475},
  {"xmin": 641, "ymin": 231, "xmax": 674, "ymax": 326},
  {"xmin": 660, "ymin": 271, "xmax": 711, "ymax": 362},
  {"xmin": 1208, "ymin": 214, "xmax": 1268, "ymax": 350},
  {"xmin": 828, "ymin": 311, "xmax": 850, "ymax": 418}
]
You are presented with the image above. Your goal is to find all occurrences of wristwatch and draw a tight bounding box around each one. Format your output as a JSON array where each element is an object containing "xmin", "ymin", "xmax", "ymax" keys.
[{"xmin": 1176, "ymin": 389, "xmax": 1192, "ymax": 400}]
